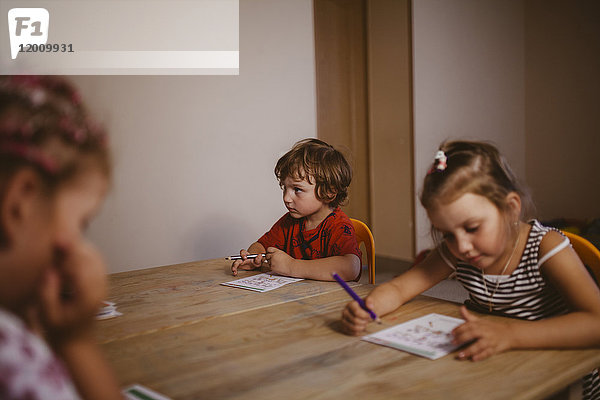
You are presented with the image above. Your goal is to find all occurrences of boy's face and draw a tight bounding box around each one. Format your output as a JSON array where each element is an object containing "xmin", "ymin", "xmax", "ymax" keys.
[{"xmin": 281, "ymin": 175, "xmax": 332, "ymax": 223}]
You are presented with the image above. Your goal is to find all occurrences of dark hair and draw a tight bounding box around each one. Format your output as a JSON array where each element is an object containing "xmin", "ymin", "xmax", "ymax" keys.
[
  {"xmin": 274, "ymin": 138, "xmax": 352, "ymax": 209},
  {"xmin": 420, "ymin": 140, "xmax": 534, "ymax": 224},
  {"xmin": 0, "ymin": 76, "xmax": 111, "ymax": 245}
]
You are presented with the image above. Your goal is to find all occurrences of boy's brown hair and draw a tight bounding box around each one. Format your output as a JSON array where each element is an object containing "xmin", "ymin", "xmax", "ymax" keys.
[{"xmin": 275, "ymin": 138, "xmax": 352, "ymax": 209}]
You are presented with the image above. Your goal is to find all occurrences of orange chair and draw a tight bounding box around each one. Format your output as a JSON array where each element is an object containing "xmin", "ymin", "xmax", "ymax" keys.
[
  {"xmin": 562, "ymin": 231, "xmax": 600, "ymax": 285},
  {"xmin": 350, "ymin": 218, "xmax": 375, "ymax": 284}
]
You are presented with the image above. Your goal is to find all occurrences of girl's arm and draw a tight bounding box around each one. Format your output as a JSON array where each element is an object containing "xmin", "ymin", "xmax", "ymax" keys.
[
  {"xmin": 341, "ymin": 248, "xmax": 454, "ymax": 335},
  {"xmin": 265, "ymin": 248, "xmax": 361, "ymax": 281},
  {"xmin": 453, "ymin": 231, "xmax": 600, "ymax": 361}
]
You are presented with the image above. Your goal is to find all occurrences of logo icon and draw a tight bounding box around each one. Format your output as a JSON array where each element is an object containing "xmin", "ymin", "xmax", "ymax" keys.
[{"xmin": 7, "ymin": 8, "xmax": 49, "ymax": 60}]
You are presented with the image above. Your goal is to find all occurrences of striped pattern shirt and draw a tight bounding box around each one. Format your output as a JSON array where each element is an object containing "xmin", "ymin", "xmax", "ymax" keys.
[{"xmin": 442, "ymin": 220, "xmax": 599, "ymax": 400}]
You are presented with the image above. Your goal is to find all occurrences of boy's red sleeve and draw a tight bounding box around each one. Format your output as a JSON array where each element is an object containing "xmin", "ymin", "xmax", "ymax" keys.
[
  {"xmin": 328, "ymin": 218, "xmax": 362, "ymax": 260},
  {"xmin": 257, "ymin": 214, "xmax": 286, "ymax": 250}
]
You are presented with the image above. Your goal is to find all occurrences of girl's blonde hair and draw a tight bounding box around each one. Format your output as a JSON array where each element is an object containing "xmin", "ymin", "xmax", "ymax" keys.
[
  {"xmin": 275, "ymin": 138, "xmax": 352, "ymax": 209},
  {"xmin": 0, "ymin": 76, "xmax": 111, "ymax": 245},
  {"xmin": 420, "ymin": 140, "xmax": 534, "ymax": 238}
]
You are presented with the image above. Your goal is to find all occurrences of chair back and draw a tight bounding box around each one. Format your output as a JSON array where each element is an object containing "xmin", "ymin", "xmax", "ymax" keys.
[
  {"xmin": 562, "ymin": 231, "xmax": 600, "ymax": 285},
  {"xmin": 350, "ymin": 218, "xmax": 375, "ymax": 284}
]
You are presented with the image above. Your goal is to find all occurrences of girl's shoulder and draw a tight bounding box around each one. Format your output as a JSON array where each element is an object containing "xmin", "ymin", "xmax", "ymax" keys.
[
  {"xmin": 0, "ymin": 308, "xmax": 80, "ymax": 400},
  {"xmin": 527, "ymin": 220, "xmax": 570, "ymax": 265},
  {"xmin": 528, "ymin": 219, "xmax": 557, "ymax": 233},
  {"xmin": 527, "ymin": 219, "xmax": 565, "ymax": 243},
  {"xmin": 0, "ymin": 307, "xmax": 31, "ymax": 340}
]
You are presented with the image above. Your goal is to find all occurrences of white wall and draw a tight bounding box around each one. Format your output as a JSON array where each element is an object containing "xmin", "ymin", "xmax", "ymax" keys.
[
  {"xmin": 71, "ymin": 0, "xmax": 316, "ymax": 272},
  {"xmin": 412, "ymin": 0, "xmax": 526, "ymax": 252}
]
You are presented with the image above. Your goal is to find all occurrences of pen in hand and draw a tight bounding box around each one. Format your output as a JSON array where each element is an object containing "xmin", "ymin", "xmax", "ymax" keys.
[
  {"xmin": 332, "ymin": 272, "xmax": 381, "ymax": 324},
  {"xmin": 225, "ymin": 253, "xmax": 267, "ymax": 261}
]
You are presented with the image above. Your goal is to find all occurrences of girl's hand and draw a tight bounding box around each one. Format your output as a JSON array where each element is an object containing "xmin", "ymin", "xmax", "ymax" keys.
[
  {"xmin": 231, "ymin": 249, "xmax": 264, "ymax": 276},
  {"xmin": 341, "ymin": 298, "xmax": 376, "ymax": 335},
  {"xmin": 452, "ymin": 306, "xmax": 514, "ymax": 361},
  {"xmin": 265, "ymin": 247, "xmax": 294, "ymax": 276},
  {"xmin": 39, "ymin": 240, "xmax": 107, "ymax": 345}
]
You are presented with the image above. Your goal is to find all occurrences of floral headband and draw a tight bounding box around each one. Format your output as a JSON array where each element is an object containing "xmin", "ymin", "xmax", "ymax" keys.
[
  {"xmin": 427, "ymin": 150, "xmax": 447, "ymax": 174},
  {"xmin": 0, "ymin": 76, "xmax": 106, "ymax": 173}
]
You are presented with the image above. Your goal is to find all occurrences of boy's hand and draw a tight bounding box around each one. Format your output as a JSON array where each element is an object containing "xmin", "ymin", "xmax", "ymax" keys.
[
  {"xmin": 231, "ymin": 249, "xmax": 264, "ymax": 276},
  {"xmin": 451, "ymin": 306, "xmax": 513, "ymax": 361},
  {"xmin": 265, "ymin": 247, "xmax": 294, "ymax": 276},
  {"xmin": 39, "ymin": 240, "xmax": 107, "ymax": 344},
  {"xmin": 341, "ymin": 297, "xmax": 376, "ymax": 335}
]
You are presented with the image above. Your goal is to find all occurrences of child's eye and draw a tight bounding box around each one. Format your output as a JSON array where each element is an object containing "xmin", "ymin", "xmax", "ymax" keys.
[
  {"xmin": 465, "ymin": 226, "xmax": 479, "ymax": 233},
  {"xmin": 294, "ymin": 187, "xmax": 302, "ymax": 193}
]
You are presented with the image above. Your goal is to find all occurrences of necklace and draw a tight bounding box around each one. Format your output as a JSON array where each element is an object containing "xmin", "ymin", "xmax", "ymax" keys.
[{"xmin": 482, "ymin": 226, "xmax": 521, "ymax": 312}]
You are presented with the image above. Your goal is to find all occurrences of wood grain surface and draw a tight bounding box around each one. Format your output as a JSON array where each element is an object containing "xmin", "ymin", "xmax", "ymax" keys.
[
  {"xmin": 97, "ymin": 260, "xmax": 600, "ymax": 399},
  {"xmin": 97, "ymin": 259, "xmax": 361, "ymax": 343}
]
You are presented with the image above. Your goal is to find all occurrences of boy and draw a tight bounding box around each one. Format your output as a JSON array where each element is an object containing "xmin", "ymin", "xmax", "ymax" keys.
[{"xmin": 231, "ymin": 138, "xmax": 362, "ymax": 281}]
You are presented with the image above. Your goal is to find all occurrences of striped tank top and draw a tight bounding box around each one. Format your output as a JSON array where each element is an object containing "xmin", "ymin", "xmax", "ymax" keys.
[{"xmin": 444, "ymin": 220, "xmax": 599, "ymax": 400}]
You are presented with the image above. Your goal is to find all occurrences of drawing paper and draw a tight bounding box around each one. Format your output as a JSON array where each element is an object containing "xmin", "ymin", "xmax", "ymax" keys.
[
  {"xmin": 362, "ymin": 313, "xmax": 464, "ymax": 360},
  {"xmin": 123, "ymin": 384, "xmax": 172, "ymax": 400},
  {"xmin": 221, "ymin": 273, "xmax": 304, "ymax": 292}
]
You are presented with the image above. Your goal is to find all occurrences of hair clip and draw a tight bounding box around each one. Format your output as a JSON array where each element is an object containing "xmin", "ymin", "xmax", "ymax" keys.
[
  {"xmin": 427, "ymin": 150, "xmax": 447, "ymax": 175},
  {"xmin": 434, "ymin": 150, "xmax": 447, "ymax": 171}
]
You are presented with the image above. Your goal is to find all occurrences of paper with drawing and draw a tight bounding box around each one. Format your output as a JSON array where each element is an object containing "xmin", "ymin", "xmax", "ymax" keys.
[
  {"xmin": 221, "ymin": 273, "xmax": 303, "ymax": 292},
  {"xmin": 362, "ymin": 313, "xmax": 464, "ymax": 360}
]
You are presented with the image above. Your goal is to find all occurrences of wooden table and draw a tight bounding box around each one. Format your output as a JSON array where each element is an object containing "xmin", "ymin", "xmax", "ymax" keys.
[{"xmin": 98, "ymin": 259, "xmax": 600, "ymax": 399}]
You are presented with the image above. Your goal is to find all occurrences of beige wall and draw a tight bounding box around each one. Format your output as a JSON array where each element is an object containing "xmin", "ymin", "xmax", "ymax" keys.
[
  {"xmin": 368, "ymin": 0, "xmax": 414, "ymax": 260},
  {"xmin": 524, "ymin": 0, "xmax": 600, "ymax": 220},
  {"xmin": 412, "ymin": 0, "xmax": 526, "ymax": 252},
  {"xmin": 73, "ymin": 0, "xmax": 316, "ymax": 272},
  {"xmin": 68, "ymin": 0, "xmax": 598, "ymax": 272}
]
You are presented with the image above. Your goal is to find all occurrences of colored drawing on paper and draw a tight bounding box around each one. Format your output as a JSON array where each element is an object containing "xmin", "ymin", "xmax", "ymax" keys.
[
  {"xmin": 362, "ymin": 313, "xmax": 464, "ymax": 360},
  {"xmin": 220, "ymin": 273, "xmax": 304, "ymax": 292}
]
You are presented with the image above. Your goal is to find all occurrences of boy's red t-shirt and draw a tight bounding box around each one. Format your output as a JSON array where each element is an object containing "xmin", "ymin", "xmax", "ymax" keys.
[{"xmin": 257, "ymin": 207, "xmax": 362, "ymax": 263}]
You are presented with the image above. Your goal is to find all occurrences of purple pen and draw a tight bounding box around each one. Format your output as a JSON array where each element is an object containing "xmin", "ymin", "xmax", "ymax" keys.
[{"xmin": 332, "ymin": 272, "xmax": 380, "ymax": 323}]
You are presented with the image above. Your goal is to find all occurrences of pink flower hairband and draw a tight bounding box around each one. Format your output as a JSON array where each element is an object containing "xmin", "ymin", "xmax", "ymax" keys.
[
  {"xmin": 0, "ymin": 77, "xmax": 106, "ymax": 147},
  {"xmin": 427, "ymin": 150, "xmax": 447, "ymax": 174}
]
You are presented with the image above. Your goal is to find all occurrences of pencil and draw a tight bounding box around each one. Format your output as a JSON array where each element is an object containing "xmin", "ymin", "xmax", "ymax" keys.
[
  {"xmin": 225, "ymin": 253, "xmax": 266, "ymax": 261},
  {"xmin": 332, "ymin": 272, "xmax": 381, "ymax": 323}
]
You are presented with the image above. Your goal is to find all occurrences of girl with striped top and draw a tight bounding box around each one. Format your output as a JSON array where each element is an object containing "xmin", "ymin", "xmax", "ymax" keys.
[{"xmin": 341, "ymin": 140, "xmax": 600, "ymax": 400}]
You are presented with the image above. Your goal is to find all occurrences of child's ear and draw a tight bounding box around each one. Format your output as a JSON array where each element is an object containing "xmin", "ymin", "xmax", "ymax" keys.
[
  {"xmin": 316, "ymin": 186, "xmax": 336, "ymax": 204},
  {"xmin": 505, "ymin": 191, "xmax": 522, "ymax": 220},
  {"xmin": 323, "ymin": 192, "xmax": 337, "ymax": 205},
  {"xmin": 1, "ymin": 169, "xmax": 45, "ymax": 242}
]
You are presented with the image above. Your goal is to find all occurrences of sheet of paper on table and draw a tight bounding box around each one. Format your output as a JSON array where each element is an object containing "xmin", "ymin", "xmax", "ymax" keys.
[
  {"xmin": 96, "ymin": 301, "xmax": 122, "ymax": 320},
  {"xmin": 123, "ymin": 384, "xmax": 172, "ymax": 400},
  {"xmin": 362, "ymin": 313, "xmax": 465, "ymax": 360},
  {"xmin": 220, "ymin": 272, "xmax": 304, "ymax": 292}
]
